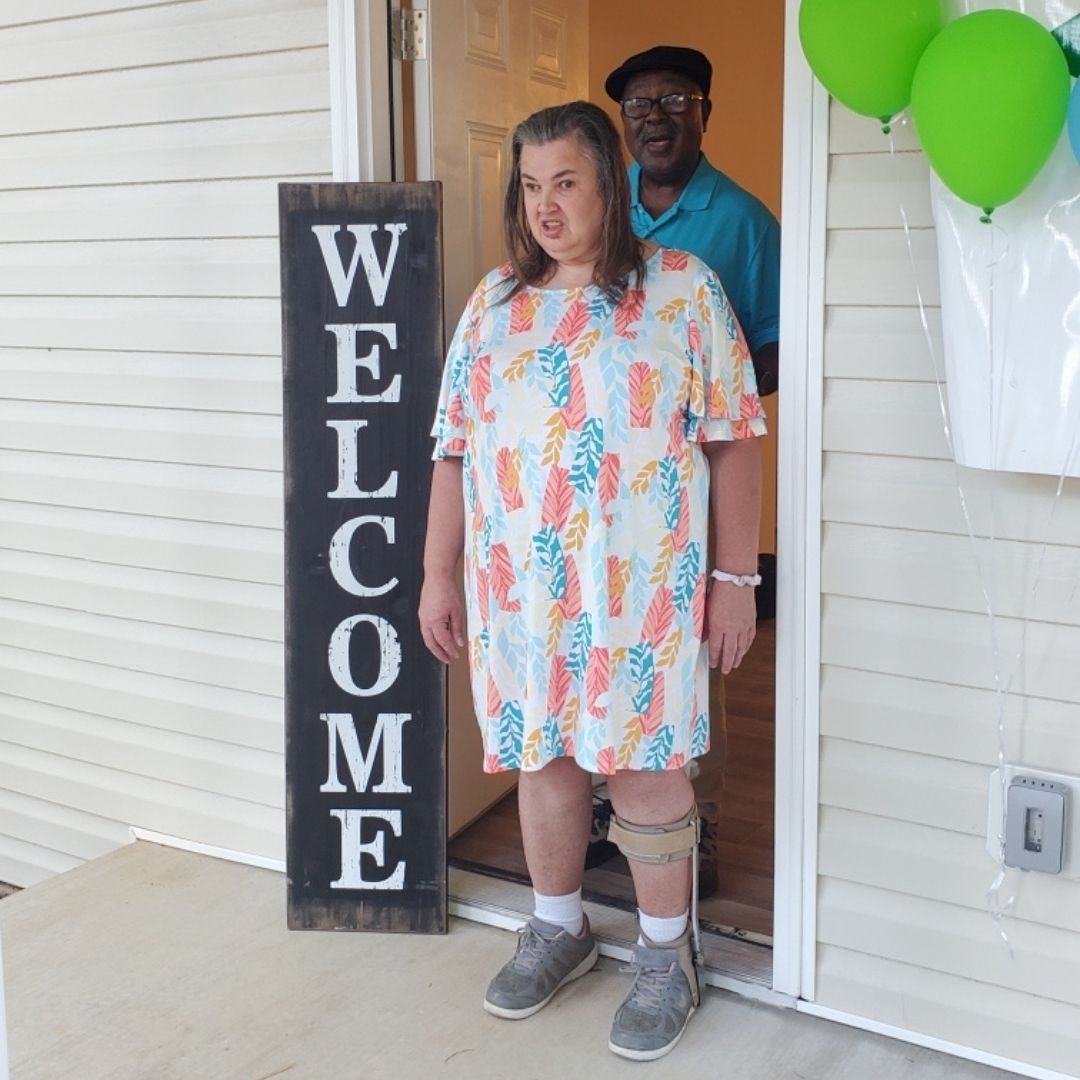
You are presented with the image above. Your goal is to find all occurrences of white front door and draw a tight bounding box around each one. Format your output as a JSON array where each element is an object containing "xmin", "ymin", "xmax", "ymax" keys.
[{"xmin": 407, "ymin": 0, "xmax": 590, "ymax": 833}]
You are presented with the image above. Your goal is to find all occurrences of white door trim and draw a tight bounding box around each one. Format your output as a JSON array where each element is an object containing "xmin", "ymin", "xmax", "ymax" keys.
[
  {"xmin": 772, "ymin": 0, "xmax": 829, "ymax": 1002},
  {"xmin": 407, "ymin": 0, "xmax": 434, "ymax": 182},
  {"xmin": 328, "ymin": 0, "xmax": 394, "ymax": 182}
]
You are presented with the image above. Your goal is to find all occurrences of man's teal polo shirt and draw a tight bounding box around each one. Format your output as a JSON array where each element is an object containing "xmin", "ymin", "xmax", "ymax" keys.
[{"xmin": 629, "ymin": 154, "xmax": 780, "ymax": 356}]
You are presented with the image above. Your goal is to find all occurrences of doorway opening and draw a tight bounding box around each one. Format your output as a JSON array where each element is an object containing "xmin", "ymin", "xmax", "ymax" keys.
[{"xmin": 403, "ymin": 0, "xmax": 786, "ymax": 988}]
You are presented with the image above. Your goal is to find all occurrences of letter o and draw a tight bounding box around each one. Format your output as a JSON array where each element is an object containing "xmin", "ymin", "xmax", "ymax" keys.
[{"xmin": 328, "ymin": 614, "xmax": 402, "ymax": 697}]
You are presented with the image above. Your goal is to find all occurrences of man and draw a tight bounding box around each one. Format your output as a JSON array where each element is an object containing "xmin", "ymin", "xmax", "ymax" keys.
[
  {"xmin": 605, "ymin": 45, "xmax": 781, "ymax": 395},
  {"xmin": 592, "ymin": 42, "xmax": 778, "ymax": 994}
]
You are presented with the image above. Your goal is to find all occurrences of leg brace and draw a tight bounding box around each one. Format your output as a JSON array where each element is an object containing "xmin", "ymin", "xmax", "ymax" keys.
[{"xmin": 607, "ymin": 810, "xmax": 705, "ymax": 979}]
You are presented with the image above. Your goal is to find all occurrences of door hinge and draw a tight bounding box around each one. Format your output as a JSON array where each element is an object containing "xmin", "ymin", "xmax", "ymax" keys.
[{"xmin": 392, "ymin": 9, "xmax": 427, "ymax": 62}]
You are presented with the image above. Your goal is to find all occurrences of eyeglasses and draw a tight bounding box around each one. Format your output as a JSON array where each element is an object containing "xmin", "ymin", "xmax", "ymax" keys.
[{"xmin": 620, "ymin": 92, "xmax": 704, "ymax": 119}]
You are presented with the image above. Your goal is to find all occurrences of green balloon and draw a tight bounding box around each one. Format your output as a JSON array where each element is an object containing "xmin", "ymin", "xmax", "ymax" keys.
[
  {"xmin": 911, "ymin": 11, "xmax": 1070, "ymax": 213},
  {"xmin": 799, "ymin": 0, "xmax": 944, "ymax": 122}
]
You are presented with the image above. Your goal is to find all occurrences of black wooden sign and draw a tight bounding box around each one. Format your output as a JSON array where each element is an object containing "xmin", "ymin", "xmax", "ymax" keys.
[{"xmin": 280, "ymin": 182, "xmax": 446, "ymax": 933}]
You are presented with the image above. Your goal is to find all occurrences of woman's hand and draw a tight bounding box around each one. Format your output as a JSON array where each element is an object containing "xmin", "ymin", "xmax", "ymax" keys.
[
  {"xmin": 701, "ymin": 438, "xmax": 761, "ymax": 675},
  {"xmin": 420, "ymin": 459, "xmax": 466, "ymax": 663},
  {"xmin": 705, "ymin": 580, "xmax": 756, "ymax": 674},
  {"xmin": 419, "ymin": 571, "xmax": 467, "ymax": 664}
]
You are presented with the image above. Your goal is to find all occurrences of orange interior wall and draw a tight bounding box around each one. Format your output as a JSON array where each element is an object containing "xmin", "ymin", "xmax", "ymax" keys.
[{"xmin": 588, "ymin": 1, "xmax": 785, "ymax": 552}]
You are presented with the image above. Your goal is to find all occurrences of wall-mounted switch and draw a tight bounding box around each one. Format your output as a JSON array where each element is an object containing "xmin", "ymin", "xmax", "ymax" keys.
[
  {"xmin": 1004, "ymin": 774, "xmax": 1067, "ymax": 874},
  {"xmin": 987, "ymin": 766, "xmax": 1078, "ymax": 878}
]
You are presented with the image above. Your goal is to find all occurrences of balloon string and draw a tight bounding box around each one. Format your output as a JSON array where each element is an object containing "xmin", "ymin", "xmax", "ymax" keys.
[
  {"xmin": 888, "ymin": 126, "xmax": 1017, "ymax": 952},
  {"xmin": 983, "ymin": 234, "xmax": 1019, "ymax": 959}
]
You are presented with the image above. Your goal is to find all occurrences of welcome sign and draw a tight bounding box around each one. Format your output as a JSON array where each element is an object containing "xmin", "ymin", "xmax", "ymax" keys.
[{"xmin": 280, "ymin": 183, "xmax": 447, "ymax": 933}]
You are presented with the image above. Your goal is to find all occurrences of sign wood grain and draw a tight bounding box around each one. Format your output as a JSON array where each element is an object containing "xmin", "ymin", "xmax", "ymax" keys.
[{"xmin": 280, "ymin": 182, "xmax": 447, "ymax": 933}]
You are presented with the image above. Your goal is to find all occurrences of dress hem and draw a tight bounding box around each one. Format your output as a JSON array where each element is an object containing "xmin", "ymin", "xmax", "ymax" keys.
[{"xmin": 481, "ymin": 740, "xmax": 712, "ymax": 777}]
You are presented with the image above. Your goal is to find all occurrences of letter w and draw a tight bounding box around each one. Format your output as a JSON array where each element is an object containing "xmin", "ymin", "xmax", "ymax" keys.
[
  {"xmin": 319, "ymin": 713, "xmax": 412, "ymax": 793},
  {"xmin": 311, "ymin": 223, "xmax": 408, "ymax": 307}
]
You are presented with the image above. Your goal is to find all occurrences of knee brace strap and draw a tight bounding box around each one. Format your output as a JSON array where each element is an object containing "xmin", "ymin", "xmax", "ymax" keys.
[{"xmin": 607, "ymin": 810, "xmax": 699, "ymax": 865}]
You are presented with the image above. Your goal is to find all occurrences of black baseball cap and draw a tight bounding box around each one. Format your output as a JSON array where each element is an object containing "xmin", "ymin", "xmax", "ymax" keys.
[{"xmin": 604, "ymin": 45, "xmax": 712, "ymax": 103}]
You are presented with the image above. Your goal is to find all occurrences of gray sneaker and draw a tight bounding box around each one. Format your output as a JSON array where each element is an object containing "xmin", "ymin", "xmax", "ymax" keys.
[
  {"xmin": 608, "ymin": 929, "xmax": 700, "ymax": 1060},
  {"xmin": 484, "ymin": 916, "xmax": 599, "ymax": 1019}
]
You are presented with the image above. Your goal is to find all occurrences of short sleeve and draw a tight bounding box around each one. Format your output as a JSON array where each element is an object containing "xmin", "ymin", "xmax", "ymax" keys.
[
  {"xmin": 740, "ymin": 216, "xmax": 781, "ymax": 356},
  {"xmin": 685, "ymin": 266, "xmax": 768, "ymax": 444},
  {"xmin": 430, "ymin": 289, "xmax": 482, "ymax": 460}
]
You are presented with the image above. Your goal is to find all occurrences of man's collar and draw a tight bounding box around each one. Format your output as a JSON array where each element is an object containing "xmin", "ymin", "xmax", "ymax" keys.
[
  {"xmin": 677, "ymin": 154, "xmax": 718, "ymax": 211},
  {"xmin": 630, "ymin": 154, "xmax": 717, "ymax": 222}
]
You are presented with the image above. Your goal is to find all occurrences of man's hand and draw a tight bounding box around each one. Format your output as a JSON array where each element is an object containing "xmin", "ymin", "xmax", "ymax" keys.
[
  {"xmin": 752, "ymin": 340, "xmax": 779, "ymax": 397},
  {"xmin": 705, "ymin": 579, "xmax": 757, "ymax": 674},
  {"xmin": 419, "ymin": 572, "xmax": 466, "ymax": 664}
]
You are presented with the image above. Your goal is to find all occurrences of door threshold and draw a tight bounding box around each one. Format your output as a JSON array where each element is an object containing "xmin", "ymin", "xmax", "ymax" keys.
[
  {"xmin": 449, "ymin": 867, "xmax": 788, "ymax": 1006},
  {"xmin": 450, "ymin": 855, "xmax": 774, "ymax": 950}
]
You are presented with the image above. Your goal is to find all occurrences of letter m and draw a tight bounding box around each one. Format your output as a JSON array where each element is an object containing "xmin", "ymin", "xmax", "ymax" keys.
[{"xmin": 319, "ymin": 713, "xmax": 412, "ymax": 794}]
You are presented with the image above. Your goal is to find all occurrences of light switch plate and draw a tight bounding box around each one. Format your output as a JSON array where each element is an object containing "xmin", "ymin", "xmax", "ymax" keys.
[
  {"xmin": 988, "ymin": 766, "xmax": 1079, "ymax": 878},
  {"xmin": 1003, "ymin": 775, "xmax": 1066, "ymax": 873}
]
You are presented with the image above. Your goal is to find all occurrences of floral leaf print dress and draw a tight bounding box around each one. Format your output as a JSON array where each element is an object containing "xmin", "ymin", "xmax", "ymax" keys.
[{"xmin": 431, "ymin": 247, "xmax": 766, "ymax": 775}]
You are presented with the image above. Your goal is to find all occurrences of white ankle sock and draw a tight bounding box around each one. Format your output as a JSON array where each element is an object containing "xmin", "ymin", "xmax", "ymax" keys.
[
  {"xmin": 533, "ymin": 888, "xmax": 584, "ymax": 936},
  {"xmin": 638, "ymin": 909, "xmax": 688, "ymax": 945}
]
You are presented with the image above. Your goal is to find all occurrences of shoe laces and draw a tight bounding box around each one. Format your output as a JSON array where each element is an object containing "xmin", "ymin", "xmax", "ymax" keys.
[
  {"xmin": 511, "ymin": 924, "xmax": 552, "ymax": 974},
  {"xmin": 620, "ymin": 960, "xmax": 676, "ymax": 1013}
]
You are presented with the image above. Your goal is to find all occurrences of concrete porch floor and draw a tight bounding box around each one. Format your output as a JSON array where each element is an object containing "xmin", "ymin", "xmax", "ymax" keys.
[{"xmin": 0, "ymin": 842, "xmax": 1013, "ymax": 1080}]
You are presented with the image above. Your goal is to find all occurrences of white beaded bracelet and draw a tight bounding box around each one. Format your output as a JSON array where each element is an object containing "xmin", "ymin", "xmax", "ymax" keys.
[{"xmin": 710, "ymin": 569, "xmax": 762, "ymax": 587}]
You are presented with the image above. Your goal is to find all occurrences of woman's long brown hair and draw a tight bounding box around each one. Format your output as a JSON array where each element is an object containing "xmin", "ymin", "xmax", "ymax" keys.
[{"xmin": 501, "ymin": 100, "xmax": 645, "ymax": 302}]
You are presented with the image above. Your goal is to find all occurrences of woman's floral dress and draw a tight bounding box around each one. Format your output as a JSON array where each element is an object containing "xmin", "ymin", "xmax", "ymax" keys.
[{"xmin": 432, "ymin": 248, "xmax": 766, "ymax": 774}]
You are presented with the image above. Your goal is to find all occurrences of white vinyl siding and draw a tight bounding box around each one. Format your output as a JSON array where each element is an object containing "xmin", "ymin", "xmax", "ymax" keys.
[
  {"xmin": 816, "ymin": 101, "xmax": 1080, "ymax": 1077},
  {"xmin": 0, "ymin": 0, "xmax": 331, "ymax": 887}
]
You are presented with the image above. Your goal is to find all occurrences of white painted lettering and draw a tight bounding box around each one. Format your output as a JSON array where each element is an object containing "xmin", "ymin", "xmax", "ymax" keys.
[
  {"xmin": 320, "ymin": 712, "xmax": 412, "ymax": 794},
  {"xmin": 328, "ymin": 614, "xmax": 402, "ymax": 697},
  {"xmin": 326, "ymin": 419, "xmax": 398, "ymax": 499},
  {"xmin": 329, "ymin": 809, "xmax": 405, "ymax": 889},
  {"xmin": 311, "ymin": 223, "xmax": 408, "ymax": 308},
  {"xmin": 329, "ymin": 516, "xmax": 398, "ymax": 598},
  {"xmin": 325, "ymin": 323, "xmax": 402, "ymax": 404}
]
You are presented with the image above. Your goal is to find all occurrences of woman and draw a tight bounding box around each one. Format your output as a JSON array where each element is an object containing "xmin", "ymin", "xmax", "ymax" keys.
[{"xmin": 419, "ymin": 101, "xmax": 764, "ymax": 1062}]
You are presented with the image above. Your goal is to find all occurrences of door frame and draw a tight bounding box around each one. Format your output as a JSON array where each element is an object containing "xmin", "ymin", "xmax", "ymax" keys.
[
  {"xmin": 772, "ymin": 0, "xmax": 829, "ymax": 1003},
  {"xmin": 344, "ymin": 0, "xmax": 832, "ymax": 1005},
  {"xmin": 328, "ymin": 0, "xmax": 394, "ymax": 181}
]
